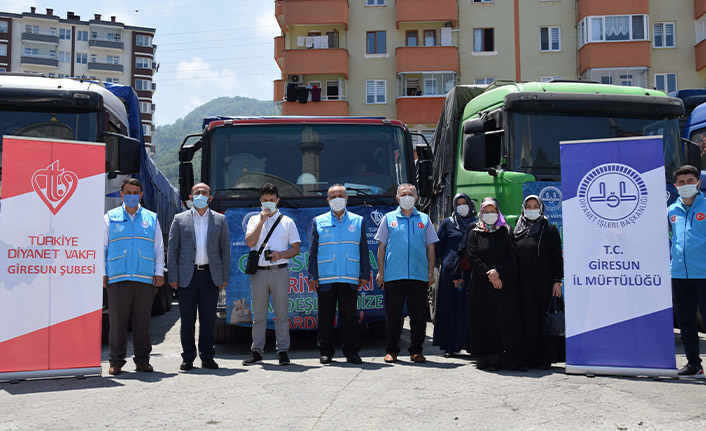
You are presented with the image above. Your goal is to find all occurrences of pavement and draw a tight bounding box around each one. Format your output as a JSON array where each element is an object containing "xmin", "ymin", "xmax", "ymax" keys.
[{"xmin": 1, "ymin": 302, "xmax": 705, "ymax": 431}]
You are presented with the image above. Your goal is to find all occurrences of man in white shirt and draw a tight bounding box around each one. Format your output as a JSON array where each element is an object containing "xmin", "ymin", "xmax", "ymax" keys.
[
  {"xmin": 243, "ymin": 183, "xmax": 301, "ymax": 366},
  {"xmin": 168, "ymin": 183, "xmax": 230, "ymax": 371},
  {"xmin": 103, "ymin": 178, "xmax": 165, "ymax": 376}
]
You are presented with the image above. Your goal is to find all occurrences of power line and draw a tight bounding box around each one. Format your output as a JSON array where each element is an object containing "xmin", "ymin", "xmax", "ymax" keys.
[
  {"xmin": 134, "ymin": 1, "xmax": 245, "ymax": 13},
  {"xmin": 157, "ymin": 63, "xmax": 275, "ymax": 74},
  {"xmin": 158, "ymin": 25, "xmax": 279, "ymax": 37},
  {"xmin": 158, "ymin": 54, "xmax": 272, "ymax": 65},
  {"xmin": 156, "ymin": 71, "xmax": 280, "ymax": 82},
  {"xmin": 159, "ymin": 41, "xmax": 272, "ymax": 53},
  {"xmin": 158, "ymin": 35, "xmax": 272, "ymax": 46}
]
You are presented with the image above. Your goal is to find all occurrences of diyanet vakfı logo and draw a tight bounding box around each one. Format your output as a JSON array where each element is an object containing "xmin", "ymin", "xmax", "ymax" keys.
[{"xmin": 577, "ymin": 163, "xmax": 648, "ymax": 228}]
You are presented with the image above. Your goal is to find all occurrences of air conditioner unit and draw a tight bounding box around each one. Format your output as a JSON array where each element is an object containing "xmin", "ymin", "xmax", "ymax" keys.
[{"xmin": 289, "ymin": 74, "xmax": 303, "ymax": 84}]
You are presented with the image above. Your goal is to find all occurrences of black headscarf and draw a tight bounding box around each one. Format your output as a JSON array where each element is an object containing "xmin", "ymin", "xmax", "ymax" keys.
[
  {"xmin": 514, "ymin": 194, "xmax": 547, "ymax": 240},
  {"xmin": 450, "ymin": 192, "xmax": 475, "ymax": 231}
]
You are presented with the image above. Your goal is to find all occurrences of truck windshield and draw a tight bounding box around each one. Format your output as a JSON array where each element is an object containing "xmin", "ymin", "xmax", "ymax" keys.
[
  {"xmin": 508, "ymin": 113, "xmax": 682, "ymax": 179},
  {"xmin": 208, "ymin": 124, "xmax": 410, "ymax": 198}
]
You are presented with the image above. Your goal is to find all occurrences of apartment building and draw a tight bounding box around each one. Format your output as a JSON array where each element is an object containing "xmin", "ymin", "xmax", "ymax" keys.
[
  {"xmin": 274, "ymin": 0, "xmax": 706, "ymax": 140},
  {"xmin": 0, "ymin": 7, "xmax": 158, "ymax": 154}
]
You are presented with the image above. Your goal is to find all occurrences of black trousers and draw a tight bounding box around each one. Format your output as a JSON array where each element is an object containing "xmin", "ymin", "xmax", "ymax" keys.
[
  {"xmin": 672, "ymin": 278, "xmax": 706, "ymax": 366},
  {"xmin": 178, "ymin": 268, "xmax": 219, "ymax": 362},
  {"xmin": 384, "ymin": 279, "xmax": 428, "ymax": 355},
  {"xmin": 317, "ymin": 283, "xmax": 360, "ymax": 357},
  {"xmin": 107, "ymin": 281, "xmax": 154, "ymax": 366}
]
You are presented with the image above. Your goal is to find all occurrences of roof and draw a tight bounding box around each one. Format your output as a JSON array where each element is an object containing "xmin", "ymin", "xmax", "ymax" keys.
[{"xmin": 203, "ymin": 116, "xmax": 404, "ymax": 131}]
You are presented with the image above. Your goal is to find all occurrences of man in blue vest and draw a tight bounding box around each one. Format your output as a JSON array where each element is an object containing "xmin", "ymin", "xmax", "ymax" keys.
[
  {"xmin": 308, "ymin": 185, "xmax": 370, "ymax": 365},
  {"xmin": 375, "ymin": 183, "xmax": 438, "ymax": 363},
  {"xmin": 103, "ymin": 178, "xmax": 165, "ymax": 376},
  {"xmin": 669, "ymin": 164, "xmax": 706, "ymax": 378}
]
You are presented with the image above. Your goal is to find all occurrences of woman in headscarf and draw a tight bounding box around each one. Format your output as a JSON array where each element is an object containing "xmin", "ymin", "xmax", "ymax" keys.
[
  {"xmin": 514, "ymin": 195, "xmax": 564, "ymax": 369},
  {"xmin": 433, "ymin": 193, "xmax": 476, "ymax": 357},
  {"xmin": 453, "ymin": 197, "xmax": 525, "ymax": 371}
]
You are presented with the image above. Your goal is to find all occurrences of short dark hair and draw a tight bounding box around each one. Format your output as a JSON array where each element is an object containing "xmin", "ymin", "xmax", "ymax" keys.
[
  {"xmin": 121, "ymin": 178, "xmax": 143, "ymax": 192},
  {"xmin": 260, "ymin": 182, "xmax": 279, "ymax": 198},
  {"xmin": 674, "ymin": 165, "xmax": 700, "ymax": 180}
]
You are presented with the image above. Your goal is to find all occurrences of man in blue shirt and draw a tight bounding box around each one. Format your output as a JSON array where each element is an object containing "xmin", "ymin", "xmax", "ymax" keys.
[
  {"xmin": 668, "ymin": 164, "xmax": 706, "ymax": 378},
  {"xmin": 375, "ymin": 184, "xmax": 438, "ymax": 363},
  {"xmin": 308, "ymin": 185, "xmax": 370, "ymax": 365}
]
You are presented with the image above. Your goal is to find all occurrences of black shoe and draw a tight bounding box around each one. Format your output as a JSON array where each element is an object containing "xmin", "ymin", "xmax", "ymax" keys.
[
  {"xmin": 278, "ymin": 351, "xmax": 291, "ymax": 366},
  {"xmin": 201, "ymin": 359, "xmax": 219, "ymax": 369},
  {"xmin": 320, "ymin": 355, "xmax": 333, "ymax": 364},
  {"xmin": 346, "ymin": 354, "xmax": 363, "ymax": 364},
  {"xmin": 180, "ymin": 361, "xmax": 194, "ymax": 371},
  {"xmin": 242, "ymin": 351, "xmax": 263, "ymax": 366},
  {"xmin": 678, "ymin": 363, "xmax": 704, "ymax": 378}
]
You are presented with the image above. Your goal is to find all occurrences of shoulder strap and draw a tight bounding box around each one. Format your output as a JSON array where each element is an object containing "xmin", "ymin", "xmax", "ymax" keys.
[{"xmin": 257, "ymin": 214, "xmax": 284, "ymax": 255}]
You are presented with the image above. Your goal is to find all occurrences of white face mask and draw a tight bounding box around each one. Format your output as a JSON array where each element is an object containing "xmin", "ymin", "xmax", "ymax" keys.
[
  {"xmin": 524, "ymin": 209, "xmax": 541, "ymax": 220},
  {"xmin": 329, "ymin": 197, "xmax": 346, "ymax": 212},
  {"xmin": 456, "ymin": 204, "xmax": 470, "ymax": 217},
  {"xmin": 481, "ymin": 213, "xmax": 498, "ymax": 225},
  {"xmin": 677, "ymin": 184, "xmax": 699, "ymax": 199},
  {"xmin": 398, "ymin": 195, "xmax": 416, "ymax": 210},
  {"xmin": 261, "ymin": 201, "xmax": 277, "ymax": 213}
]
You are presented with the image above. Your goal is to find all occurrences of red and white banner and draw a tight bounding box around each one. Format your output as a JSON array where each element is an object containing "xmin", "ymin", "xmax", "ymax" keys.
[{"xmin": 0, "ymin": 136, "xmax": 104, "ymax": 380}]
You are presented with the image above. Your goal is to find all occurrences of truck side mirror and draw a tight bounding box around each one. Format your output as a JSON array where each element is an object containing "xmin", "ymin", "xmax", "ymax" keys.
[
  {"xmin": 462, "ymin": 134, "xmax": 487, "ymax": 171},
  {"xmin": 105, "ymin": 132, "xmax": 141, "ymax": 175},
  {"xmin": 179, "ymin": 162, "xmax": 194, "ymax": 202},
  {"xmin": 463, "ymin": 118, "xmax": 484, "ymax": 135},
  {"xmin": 416, "ymin": 144, "xmax": 434, "ymax": 198},
  {"xmin": 682, "ymin": 138, "xmax": 703, "ymax": 171}
]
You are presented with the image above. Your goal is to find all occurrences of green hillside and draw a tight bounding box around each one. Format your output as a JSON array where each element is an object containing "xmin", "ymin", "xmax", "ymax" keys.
[{"xmin": 152, "ymin": 96, "xmax": 277, "ymax": 185}]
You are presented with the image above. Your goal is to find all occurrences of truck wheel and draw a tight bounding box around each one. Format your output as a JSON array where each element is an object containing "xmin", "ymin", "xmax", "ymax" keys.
[
  {"xmin": 427, "ymin": 267, "xmax": 440, "ymax": 323},
  {"xmin": 214, "ymin": 324, "xmax": 247, "ymax": 344}
]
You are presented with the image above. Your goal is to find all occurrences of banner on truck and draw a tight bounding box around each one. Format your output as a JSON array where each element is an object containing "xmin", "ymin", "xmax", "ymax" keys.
[
  {"xmin": 560, "ymin": 135, "xmax": 676, "ymax": 377},
  {"xmin": 0, "ymin": 136, "xmax": 104, "ymax": 381},
  {"xmin": 225, "ymin": 205, "xmax": 395, "ymax": 330}
]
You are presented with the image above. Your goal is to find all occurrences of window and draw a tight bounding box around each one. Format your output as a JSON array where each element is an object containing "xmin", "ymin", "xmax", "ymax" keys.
[
  {"xmin": 140, "ymin": 102, "xmax": 151, "ymax": 114},
  {"xmin": 77, "ymin": 30, "xmax": 88, "ymax": 41},
  {"xmin": 58, "ymin": 51, "xmax": 70, "ymax": 62},
  {"xmin": 406, "ymin": 30, "xmax": 418, "ymax": 47},
  {"xmin": 135, "ymin": 79, "xmax": 151, "ymax": 91},
  {"xmin": 0, "ymin": 67, "xmax": 7, "ymax": 72},
  {"xmin": 136, "ymin": 57, "xmax": 151, "ymax": 69},
  {"xmin": 366, "ymin": 80, "xmax": 386, "ymax": 104},
  {"xmin": 136, "ymin": 35, "xmax": 152, "ymax": 47},
  {"xmin": 581, "ymin": 67, "xmax": 648, "ymax": 88},
  {"xmin": 76, "ymin": 53, "xmax": 87, "ymax": 64},
  {"xmin": 398, "ymin": 72, "xmax": 456, "ymax": 97},
  {"xmin": 579, "ymin": 15, "xmax": 647, "ymax": 46},
  {"xmin": 105, "ymin": 77, "xmax": 119, "ymax": 83},
  {"xmin": 91, "ymin": 31, "xmax": 98, "ymax": 39},
  {"xmin": 366, "ymin": 31, "xmax": 386, "ymax": 54},
  {"xmin": 365, "ymin": 0, "xmax": 386, "ymax": 5},
  {"xmin": 474, "ymin": 77, "xmax": 495, "ymax": 85},
  {"xmin": 107, "ymin": 32, "xmax": 121, "ymax": 42},
  {"xmin": 653, "ymin": 22, "xmax": 675, "ymax": 48},
  {"xmin": 90, "ymin": 54, "xmax": 97, "ymax": 63},
  {"xmin": 0, "ymin": 44, "xmax": 6, "ymax": 56},
  {"xmin": 473, "ymin": 0, "xmax": 493, "ymax": 2},
  {"xmin": 142, "ymin": 125, "xmax": 151, "ymax": 137},
  {"xmin": 25, "ymin": 25, "xmax": 39, "ymax": 34},
  {"xmin": 59, "ymin": 28, "xmax": 71, "ymax": 40},
  {"xmin": 655, "ymin": 73, "xmax": 677, "ymax": 93},
  {"xmin": 424, "ymin": 30, "xmax": 436, "ymax": 47},
  {"xmin": 473, "ymin": 28, "xmax": 494, "ymax": 52},
  {"xmin": 50, "ymin": 27, "xmax": 57, "ymax": 36},
  {"xmin": 540, "ymin": 26, "xmax": 560, "ymax": 51},
  {"xmin": 540, "ymin": 75, "xmax": 563, "ymax": 82},
  {"xmin": 49, "ymin": 49, "xmax": 56, "ymax": 58},
  {"xmin": 24, "ymin": 47, "xmax": 39, "ymax": 56},
  {"xmin": 698, "ymin": 17, "xmax": 706, "ymax": 44},
  {"xmin": 107, "ymin": 55, "xmax": 120, "ymax": 64},
  {"xmin": 0, "ymin": 21, "xmax": 7, "ymax": 33},
  {"xmin": 326, "ymin": 80, "xmax": 340, "ymax": 100}
]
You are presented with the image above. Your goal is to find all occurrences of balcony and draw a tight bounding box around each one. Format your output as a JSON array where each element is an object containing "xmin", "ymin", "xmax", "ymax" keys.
[
  {"xmin": 89, "ymin": 39, "xmax": 124, "ymax": 51},
  {"xmin": 274, "ymin": 79, "xmax": 285, "ymax": 101},
  {"xmin": 281, "ymin": 48, "xmax": 348, "ymax": 77},
  {"xmin": 20, "ymin": 55, "xmax": 58, "ymax": 68},
  {"xmin": 577, "ymin": 0, "xmax": 648, "ymax": 20},
  {"xmin": 396, "ymin": 97, "xmax": 445, "ymax": 126},
  {"xmin": 396, "ymin": 46, "xmax": 459, "ymax": 73},
  {"xmin": 21, "ymin": 32, "xmax": 59, "ymax": 45},
  {"xmin": 275, "ymin": 0, "xmax": 348, "ymax": 32},
  {"xmin": 281, "ymin": 100, "xmax": 348, "ymax": 116},
  {"xmin": 87, "ymin": 62, "xmax": 123, "ymax": 73},
  {"xmin": 696, "ymin": 39, "xmax": 706, "ymax": 71},
  {"xmin": 578, "ymin": 41, "xmax": 650, "ymax": 74},
  {"xmin": 697, "ymin": 0, "xmax": 706, "ymax": 19},
  {"xmin": 396, "ymin": 0, "xmax": 458, "ymax": 28},
  {"xmin": 275, "ymin": 36, "xmax": 285, "ymax": 70}
]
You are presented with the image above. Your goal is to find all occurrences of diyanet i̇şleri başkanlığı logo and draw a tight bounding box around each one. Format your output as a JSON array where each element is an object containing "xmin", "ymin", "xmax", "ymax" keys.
[{"xmin": 577, "ymin": 163, "xmax": 648, "ymax": 228}]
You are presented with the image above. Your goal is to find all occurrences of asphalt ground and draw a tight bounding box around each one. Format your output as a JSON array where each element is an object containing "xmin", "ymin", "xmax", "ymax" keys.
[{"xmin": 1, "ymin": 301, "xmax": 705, "ymax": 431}]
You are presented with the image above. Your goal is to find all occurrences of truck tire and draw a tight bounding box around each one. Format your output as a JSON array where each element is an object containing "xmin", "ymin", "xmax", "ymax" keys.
[
  {"xmin": 213, "ymin": 324, "xmax": 247, "ymax": 344},
  {"xmin": 427, "ymin": 267, "xmax": 440, "ymax": 323}
]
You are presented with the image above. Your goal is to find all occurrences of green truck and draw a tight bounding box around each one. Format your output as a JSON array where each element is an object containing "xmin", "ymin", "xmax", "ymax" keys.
[{"xmin": 422, "ymin": 80, "xmax": 701, "ymax": 319}]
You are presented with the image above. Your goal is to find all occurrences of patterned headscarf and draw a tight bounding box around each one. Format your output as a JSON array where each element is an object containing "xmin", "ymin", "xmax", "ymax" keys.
[{"xmin": 474, "ymin": 197, "xmax": 508, "ymax": 232}]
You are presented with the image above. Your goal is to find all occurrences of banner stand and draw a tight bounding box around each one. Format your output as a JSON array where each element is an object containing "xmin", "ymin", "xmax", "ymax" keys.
[
  {"xmin": 566, "ymin": 365, "xmax": 678, "ymax": 378},
  {"xmin": 0, "ymin": 367, "xmax": 102, "ymax": 383}
]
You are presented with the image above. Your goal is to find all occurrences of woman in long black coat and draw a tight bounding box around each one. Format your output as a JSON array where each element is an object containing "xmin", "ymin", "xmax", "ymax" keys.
[
  {"xmin": 454, "ymin": 197, "xmax": 525, "ymax": 371},
  {"xmin": 514, "ymin": 195, "xmax": 564, "ymax": 369},
  {"xmin": 433, "ymin": 193, "xmax": 475, "ymax": 357}
]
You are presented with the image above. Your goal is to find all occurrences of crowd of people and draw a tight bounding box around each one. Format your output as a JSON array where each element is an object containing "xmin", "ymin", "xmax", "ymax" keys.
[{"xmin": 102, "ymin": 165, "xmax": 706, "ymax": 377}]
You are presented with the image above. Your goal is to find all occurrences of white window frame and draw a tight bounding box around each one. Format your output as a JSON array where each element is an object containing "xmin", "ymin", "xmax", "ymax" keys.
[
  {"xmin": 472, "ymin": 0, "xmax": 493, "ymax": 3},
  {"xmin": 366, "ymin": 79, "xmax": 386, "ymax": 104},
  {"xmin": 135, "ymin": 79, "xmax": 151, "ymax": 91},
  {"xmin": 136, "ymin": 35, "xmax": 152, "ymax": 47},
  {"xmin": 77, "ymin": 30, "xmax": 88, "ymax": 41},
  {"xmin": 139, "ymin": 101, "xmax": 151, "ymax": 114},
  {"xmin": 0, "ymin": 44, "xmax": 6, "ymax": 56},
  {"xmin": 107, "ymin": 55, "xmax": 120, "ymax": 65},
  {"xmin": 653, "ymin": 22, "xmax": 675, "ymax": 48},
  {"xmin": 59, "ymin": 28, "xmax": 70, "ymax": 40},
  {"xmin": 76, "ymin": 52, "xmax": 87, "ymax": 64},
  {"xmin": 540, "ymin": 75, "xmax": 563, "ymax": 82},
  {"xmin": 474, "ymin": 77, "xmax": 495, "ymax": 85},
  {"xmin": 473, "ymin": 28, "xmax": 495, "ymax": 53},
  {"xmin": 89, "ymin": 53, "xmax": 97, "ymax": 63},
  {"xmin": 654, "ymin": 73, "xmax": 677, "ymax": 93},
  {"xmin": 697, "ymin": 17, "xmax": 706, "ymax": 45},
  {"xmin": 579, "ymin": 15, "xmax": 648, "ymax": 47},
  {"xmin": 365, "ymin": 0, "xmax": 386, "ymax": 6},
  {"xmin": 136, "ymin": 57, "xmax": 151, "ymax": 69},
  {"xmin": 540, "ymin": 26, "xmax": 561, "ymax": 52}
]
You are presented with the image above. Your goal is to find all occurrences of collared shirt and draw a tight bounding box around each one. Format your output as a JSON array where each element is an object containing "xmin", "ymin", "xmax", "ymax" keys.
[
  {"xmin": 192, "ymin": 207, "xmax": 210, "ymax": 265},
  {"xmin": 103, "ymin": 204, "xmax": 165, "ymax": 276},
  {"xmin": 246, "ymin": 209, "xmax": 301, "ymax": 266}
]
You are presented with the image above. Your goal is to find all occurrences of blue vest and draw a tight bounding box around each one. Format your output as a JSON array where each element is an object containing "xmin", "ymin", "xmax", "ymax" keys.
[
  {"xmin": 315, "ymin": 210, "xmax": 363, "ymax": 284},
  {"xmin": 106, "ymin": 205, "xmax": 157, "ymax": 284},
  {"xmin": 668, "ymin": 192, "xmax": 706, "ymax": 279},
  {"xmin": 383, "ymin": 208, "xmax": 430, "ymax": 282}
]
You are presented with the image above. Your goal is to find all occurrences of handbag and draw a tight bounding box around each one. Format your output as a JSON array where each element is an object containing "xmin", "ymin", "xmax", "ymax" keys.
[
  {"xmin": 244, "ymin": 214, "xmax": 283, "ymax": 275},
  {"xmin": 543, "ymin": 296, "xmax": 565, "ymax": 337}
]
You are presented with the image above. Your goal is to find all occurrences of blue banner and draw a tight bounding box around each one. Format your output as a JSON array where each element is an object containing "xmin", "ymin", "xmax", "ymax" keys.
[
  {"xmin": 224, "ymin": 205, "xmax": 395, "ymax": 330},
  {"xmin": 560, "ymin": 136, "xmax": 676, "ymax": 377}
]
